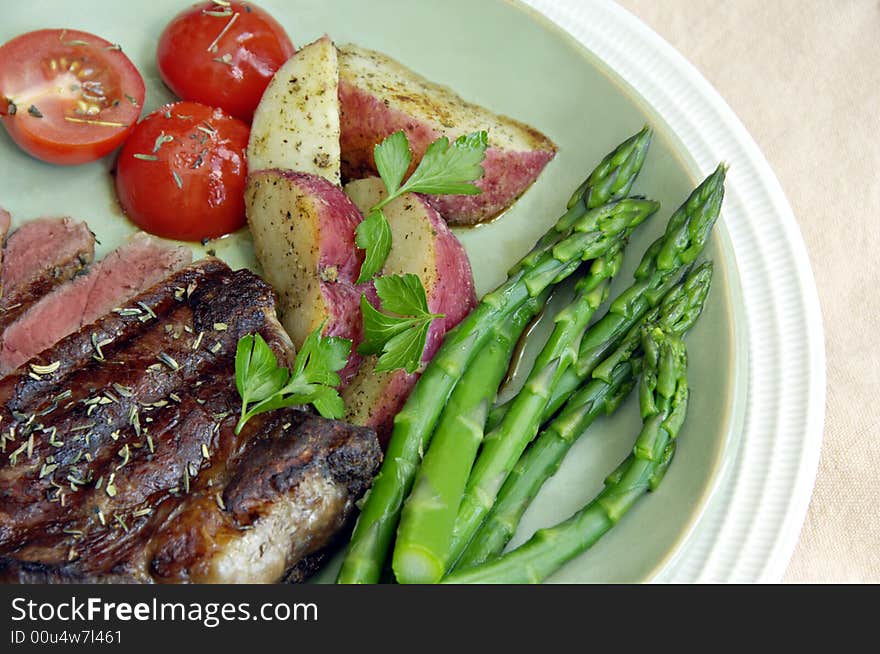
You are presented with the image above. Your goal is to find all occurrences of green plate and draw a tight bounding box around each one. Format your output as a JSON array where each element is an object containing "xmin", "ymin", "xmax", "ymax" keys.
[{"xmin": 0, "ymin": 0, "xmax": 744, "ymax": 582}]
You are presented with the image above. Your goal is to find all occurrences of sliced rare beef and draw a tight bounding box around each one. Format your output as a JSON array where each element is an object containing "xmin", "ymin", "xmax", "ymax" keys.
[
  {"xmin": 0, "ymin": 259, "xmax": 381, "ymax": 583},
  {"xmin": 0, "ymin": 233, "xmax": 192, "ymax": 375},
  {"xmin": 0, "ymin": 217, "xmax": 95, "ymax": 331}
]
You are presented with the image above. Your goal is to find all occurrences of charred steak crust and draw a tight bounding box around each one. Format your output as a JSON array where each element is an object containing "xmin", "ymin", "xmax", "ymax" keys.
[
  {"xmin": 283, "ymin": 547, "xmax": 335, "ymax": 584},
  {"xmin": 147, "ymin": 411, "xmax": 380, "ymax": 584},
  {"xmin": 0, "ymin": 259, "xmax": 380, "ymax": 584},
  {"xmin": 224, "ymin": 413, "xmax": 380, "ymax": 520}
]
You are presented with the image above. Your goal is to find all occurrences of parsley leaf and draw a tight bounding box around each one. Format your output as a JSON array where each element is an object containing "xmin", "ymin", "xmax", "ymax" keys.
[
  {"xmin": 373, "ymin": 272, "xmax": 433, "ymax": 316},
  {"xmin": 355, "ymin": 209, "xmax": 393, "ymax": 284},
  {"xmin": 354, "ymin": 130, "xmax": 488, "ymax": 282},
  {"xmin": 309, "ymin": 385, "xmax": 346, "ymax": 420},
  {"xmin": 374, "ymin": 130, "xmax": 411, "ymax": 196},
  {"xmin": 234, "ymin": 334, "xmax": 288, "ymax": 406},
  {"xmin": 374, "ymin": 321, "xmax": 434, "ymax": 373},
  {"xmin": 358, "ymin": 296, "xmax": 417, "ymax": 352},
  {"xmin": 234, "ymin": 328, "xmax": 351, "ymax": 434},
  {"xmin": 358, "ymin": 273, "xmax": 444, "ymax": 374},
  {"xmin": 293, "ymin": 325, "xmax": 351, "ymax": 385},
  {"xmin": 396, "ymin": 131, "xmax": 488, "ymax": 197}
]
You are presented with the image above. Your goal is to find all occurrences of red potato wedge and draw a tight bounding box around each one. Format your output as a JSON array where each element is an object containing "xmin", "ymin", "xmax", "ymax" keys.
[
  {"xmin": 320, "ymin": 279, "xmax": 367, "ymax": 384},
  {"xmin": 337, "ymin": 43, "xmax": 557, "ymax": 225},
  {"xmin": 342, "ymin": 177, "xmax": 477, "ymax": 443},
  {"xmin": 245, "ymin": 169, "xmax": 367, "ymax": 384},
  {"xmin": 248, "ymin": 36, "xmax": 341, "ymax": 184}
]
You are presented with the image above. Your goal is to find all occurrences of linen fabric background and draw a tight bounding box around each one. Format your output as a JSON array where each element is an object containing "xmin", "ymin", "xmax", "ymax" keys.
[{"xmin": 618, "ymin": 0, "xmax": 879, "ymax": 582}]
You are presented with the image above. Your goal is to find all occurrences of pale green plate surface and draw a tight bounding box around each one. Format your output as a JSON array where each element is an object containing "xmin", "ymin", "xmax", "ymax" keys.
[{"xmin": 0, "ymin": 0, "xmax": 744, "ymax": 582}]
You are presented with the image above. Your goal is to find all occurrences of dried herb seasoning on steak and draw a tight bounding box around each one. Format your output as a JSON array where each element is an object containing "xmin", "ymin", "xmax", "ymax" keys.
[{"xmin": 0, "ymin": 259, "xmax": 380, "ymax": 583}]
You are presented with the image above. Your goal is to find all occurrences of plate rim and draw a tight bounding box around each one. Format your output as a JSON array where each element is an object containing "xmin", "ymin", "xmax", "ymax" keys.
[{"xmin": 519, "ymin": 0, "xmax": 826, "ymax": 582}]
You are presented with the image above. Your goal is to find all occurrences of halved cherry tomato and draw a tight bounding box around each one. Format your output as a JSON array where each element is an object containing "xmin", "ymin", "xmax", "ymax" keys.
[
  {"xmin": 0, "ymin": 29, "xmax": 145, "ymax": 165},
  {"xmin": 157, "ymin": 1, "xmax": 295, "ymax": 122},
  {"xmin": 115, "ymin": 101, "xmax": 249, "ymax": 242}
]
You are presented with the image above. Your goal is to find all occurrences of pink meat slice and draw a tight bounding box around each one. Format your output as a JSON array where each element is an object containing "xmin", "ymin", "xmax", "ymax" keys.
[
  {"xmin": 0, "ymin": 233, "xmax": 192, "ymax": 375},
  {"xmin": 1, "ymin": 217, "xmax": 95, "ymax": 306}
]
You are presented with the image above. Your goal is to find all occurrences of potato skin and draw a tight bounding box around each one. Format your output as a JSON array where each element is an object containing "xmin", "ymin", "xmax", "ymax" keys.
[
  {"xmin": 337, "ymin": 44, "xmax": 557, "ymax": 225},
  {"xmin": 321, "ymin": 280, "xmax": 367, "ymax": 384},
  {"xmin": 342, "ymin": 178, "xmax": 477, "ymax": 443},
  {"xmin": 245, "ymin": 170, "xmax": 367, "ymax": 384}
]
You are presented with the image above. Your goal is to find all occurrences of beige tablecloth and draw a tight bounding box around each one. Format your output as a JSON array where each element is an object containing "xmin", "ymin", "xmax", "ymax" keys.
[{"xmin": 618, "ymin": 0, "xmax": 879, "ymax": 582}]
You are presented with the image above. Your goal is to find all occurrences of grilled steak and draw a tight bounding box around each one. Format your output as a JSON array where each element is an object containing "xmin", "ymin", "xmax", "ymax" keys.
[
  {"xmin": 0, "ymin": 217, "xmax": 95, "ymax": 331},
  {"xmin": 0, "ymin": 233, "xmax": 191, "ymax": 375},
  {"xmin": 0, "ymin": 259, "xmax": 380, "ymax": 583}
]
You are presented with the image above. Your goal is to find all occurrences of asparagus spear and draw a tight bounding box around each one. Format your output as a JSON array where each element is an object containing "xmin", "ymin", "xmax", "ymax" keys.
[
  {"xmin": 454, "ymin": 262, "xmax": 712, "ymax": 570},
  {"xmin": 391, "ymin": 291, "xmax": 549, "ymax": 584},
  {"xmin": 394, "ymin": 246, "xmax": 629, "ymax": 583},
  {"xmin": 512, "ymin": 126, "xmax": 653, "ymax": 276},
  {"xmin": 446, "ymin": 168, "xmax": 723, "ymax": 566},
  {"xmin": 443, "ymin": 327, "xmax": 690, "ymax": 584},
  {"xmin": 445, "ymin": 251, "xmax": 628, "ymax": 566},
  {"xmin": 487, "ymin": 164, "xmax": 726, "ymax": 432},
  {"xmin": 568, "ymin": 126, "xmax": 653, "ymax": 210},
  {"xmin": 336, "ymin": 196, "xmax": 659, "ymax": 584}
]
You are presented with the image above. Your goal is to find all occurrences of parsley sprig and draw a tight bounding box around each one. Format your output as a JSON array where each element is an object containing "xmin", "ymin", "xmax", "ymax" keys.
[
  {"xmin": 352, "ymin": 130, "xmax": 486, "ymax": 373},
  {"xmin": 358, "ymin": 274, "xmax": 444, "ymax": 374},
  {"xmin": 234, "ymin": 327, "xmax": 351, "ymax": 434},
  {"xmin": 354, "ymin": 130, "xmax": 488, "ymax": 283}
]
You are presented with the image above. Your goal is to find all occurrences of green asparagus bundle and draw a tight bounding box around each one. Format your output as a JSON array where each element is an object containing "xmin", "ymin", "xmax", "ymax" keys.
[
  {"xmin": 336, "ymin": 197, "xmax": 659, "ymax": 584},
  {"xmin": 446, "ymin": 166, "xmax": 725, "ymax": 566},
  {"xmin": 487, "ymin": 163, "xmax": 726, "ymax": 433},
  {"xmin": 387, "ymin": 130, "xmax": 658, "ymax": 584},
  {"xmin": 443, "ymin": 327, "xmax": 690, "ymax": 584},
  {"xmin": 453, "ymin": 262, "xmax": 712, "ymax": 571},
  {"xmin": 393, "ymin": 250, "xmax": 625, "ymax": 583}
]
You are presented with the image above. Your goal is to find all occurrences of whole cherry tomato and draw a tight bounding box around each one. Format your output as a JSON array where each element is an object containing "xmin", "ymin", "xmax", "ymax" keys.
[
  {"xmin": 115, "ymin": 101, "xmax": 249, "ymax": 241},
  {"xmin": 157, "ymin": 1, "xmax": 295, "ymax": 122}
]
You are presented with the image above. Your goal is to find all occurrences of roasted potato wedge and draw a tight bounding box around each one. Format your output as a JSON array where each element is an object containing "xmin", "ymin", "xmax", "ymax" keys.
[
  {"xmin": 342, "ymin": 177, "xmax": 476, "ymax": 442},
  {"xmin": 338, "ymin": 43, "xmax": 557, "ymax": 225},
  {"xmin": 248, "ymin": 36, "xmax": 341, "ymax": 184},
  {"xmin": 245, "ymin": 170, "xmax": 366, "ymax": 383}
]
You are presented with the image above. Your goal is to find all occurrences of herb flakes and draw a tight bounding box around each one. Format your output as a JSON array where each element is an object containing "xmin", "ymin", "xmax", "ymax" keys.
[
  {"xmin": 30, "ymin": 361, "xmax": 60, "ymax": 375},
  {"xmin": 158, "ymin": 352, "xmax": 180, "ymax": 371}
]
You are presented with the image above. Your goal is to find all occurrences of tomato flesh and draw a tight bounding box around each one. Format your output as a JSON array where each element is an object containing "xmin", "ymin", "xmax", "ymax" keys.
[
  {"xmin": 157, "ymin": 1, "xmax": 295, "ymax": 122},
  {"xmin": 0, "ymin": 29, "xmax": 145, "ymax": 165},
  {"xmin": 115, "ymin": 101, "xmax": 249, "ymax": 242}
]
